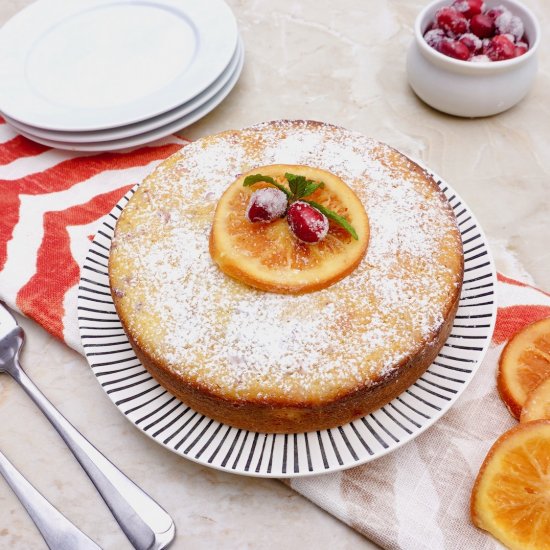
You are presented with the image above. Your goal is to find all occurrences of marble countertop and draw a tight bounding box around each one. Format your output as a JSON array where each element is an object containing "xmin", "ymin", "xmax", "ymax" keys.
[{"xmin": 0, "ymin": 0, "xmax": 548, "ymax": 549}]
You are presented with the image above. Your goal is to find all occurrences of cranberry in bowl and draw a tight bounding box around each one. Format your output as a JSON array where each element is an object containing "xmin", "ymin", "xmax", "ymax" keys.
[{"xmin": 407, "ymin": 0, "xmax": 540, "ymax": 117}]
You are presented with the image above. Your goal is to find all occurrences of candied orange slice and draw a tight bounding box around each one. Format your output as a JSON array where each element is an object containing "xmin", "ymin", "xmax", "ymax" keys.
[
  {"xmin": 209, "ymin": 164, "xmax": 369, "ymax": 294},
  {"xmin": 521, "ymin": 377, "xmax": 550, "ymax": 423},
  {"xmin": 471, "ymin": 420, "xmax": 550, "ymax": 550},
  {"xmin": 498, "ymin": 317, "xmax": 550, "ymax": 419}
]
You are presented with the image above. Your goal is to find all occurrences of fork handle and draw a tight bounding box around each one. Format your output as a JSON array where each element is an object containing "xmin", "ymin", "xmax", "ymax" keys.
[
  {"xmin": 0, "ymin": 449, "xmax": 100, "ymax": 550},
  {"xmin": 9, "ymin": 362, "xmax": 175, "ymax": 550}
]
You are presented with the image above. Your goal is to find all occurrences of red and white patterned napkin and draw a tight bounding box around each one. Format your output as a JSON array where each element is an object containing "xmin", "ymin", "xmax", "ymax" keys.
[
  {"xmin": 1, "ymin": 120, "xmax": 549, "ymax": 549},
  {"xmin": 0, "ymin": 119, "xmax": 188, "ymax": 351}
]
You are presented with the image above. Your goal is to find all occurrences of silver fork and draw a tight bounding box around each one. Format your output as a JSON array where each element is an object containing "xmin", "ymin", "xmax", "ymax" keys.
[
  {"xmin": 0, "ymin": 302, "xmax": 175, "ymax": 550},
  {"xmin": 0, "ymin": 448, "xmax": 100, "ymax": 549}
]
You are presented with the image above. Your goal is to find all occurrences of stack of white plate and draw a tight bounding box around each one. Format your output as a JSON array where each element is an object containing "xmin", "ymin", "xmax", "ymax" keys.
[{"xmin": 0, "ymin": 0, "xmax": 243, "ymax": 151}]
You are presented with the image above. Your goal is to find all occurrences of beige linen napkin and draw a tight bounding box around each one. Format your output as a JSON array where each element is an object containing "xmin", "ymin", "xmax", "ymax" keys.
[{"xmin": 288, "ymin": 242, "xmax": 550, "ymax": 549}]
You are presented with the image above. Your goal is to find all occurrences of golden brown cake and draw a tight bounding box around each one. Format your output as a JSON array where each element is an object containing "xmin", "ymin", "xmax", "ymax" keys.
[{"xmin": 108, "ymin": 120, "xmax": 464, "ymax": 433}]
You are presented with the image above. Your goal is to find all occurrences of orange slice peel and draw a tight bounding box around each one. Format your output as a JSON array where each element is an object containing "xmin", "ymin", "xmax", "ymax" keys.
[
  {"xmin": 498, "ymin": 317, "xmax": 550, "ymax": 419},
  {"xmin": 470, "ymin": 419, "xmax": 550, "ymax": 550},
  {"xmin": 209, "ymin": 164, "xmax": 369, "ymax": 294}
]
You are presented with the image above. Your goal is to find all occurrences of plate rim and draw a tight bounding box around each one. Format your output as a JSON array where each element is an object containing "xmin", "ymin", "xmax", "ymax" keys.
[
  {"xmin": 5, "ymin": 39, "xmax": 245, "ymax": 152},
  {"xmin": 77, "ymin": 140, "xmax": 497, "ymax": 479},
  {"xmin": 2, "ymin": 36, "xmax": 243, "ymax": 143},
  {"xmin": 0, "ymin": 0, "xmax": 238, "ymax": 131}
]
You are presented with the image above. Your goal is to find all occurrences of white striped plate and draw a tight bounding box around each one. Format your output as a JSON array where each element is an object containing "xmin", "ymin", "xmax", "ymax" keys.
[{"xmin": 78, "ymin": 172, "xmax": 497, "ymax": 478}]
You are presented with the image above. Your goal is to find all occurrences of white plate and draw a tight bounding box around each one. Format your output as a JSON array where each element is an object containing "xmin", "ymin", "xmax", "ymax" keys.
[
  {"xmin": 2, "ymin": 38, "xmax": 243, "ymax": 143},
  {"xmin": 0, "ymin": 0, "xmax": 238, "ymax": 131},
  {"xmin": 7, "ymin": 42, "xmax": 244, "ymax": 152},
  {"xmin": 78, "ymin": 154, "xmax": 497, "ymax": 478}
]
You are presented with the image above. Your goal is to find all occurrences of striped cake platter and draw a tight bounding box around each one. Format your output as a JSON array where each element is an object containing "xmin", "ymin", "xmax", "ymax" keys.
[{"xmin": 78, "ymin": 165, "xmax": 497, "ymax": 478}]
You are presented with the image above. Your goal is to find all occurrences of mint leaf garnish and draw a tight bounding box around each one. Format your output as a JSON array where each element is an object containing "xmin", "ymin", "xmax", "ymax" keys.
[
  {"xmin": 302, "ymin": 181, "xmax": 323, "ymax": 197},
  {"xmin": 285, "ymin": 173, "xmax": 324, "ymax": 201},
  {"xmin": 285, "ymin": 173, "xmax": 307, "ymax": 198},
  {"xmin": 243, "ymin": 174, "xmax": 291, "ymax": 197},
  {"xmin": 243, "ymin": 174, "xmax": 276, "ymax": 186},
  {"xmin": 303, "ymin": 200, "xmax": 358, "ymax": 240},
  {"xmin": 244, "ymin": 172, "xmax": 323, "ymax": 202}
]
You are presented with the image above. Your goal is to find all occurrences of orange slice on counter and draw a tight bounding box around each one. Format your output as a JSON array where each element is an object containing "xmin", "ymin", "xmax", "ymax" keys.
[
  {"xmin": 209, "ymin": 164, "xmax": 369, "ymax": 294},
  {"xmin": 521, "ymin": 377, "xmax": 550, "ymax": 423},
  {"xmin": 470, "ymin": 420, "xmax": 550, "ymax": 550},
  {"xmin": 498, "ymin": 317, "xmax": 550, "ymax": 419}
]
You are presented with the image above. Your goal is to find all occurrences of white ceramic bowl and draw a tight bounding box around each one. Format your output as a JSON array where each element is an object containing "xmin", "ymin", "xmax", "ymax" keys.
[{"xmin": 407, "ymin": 0, "xmax": 541, "ymax": 117}]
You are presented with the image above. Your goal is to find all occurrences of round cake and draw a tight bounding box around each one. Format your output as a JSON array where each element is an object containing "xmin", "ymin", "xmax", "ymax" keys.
[{"xmin": 108, "ymin": 120, "xmax": 464, "ymax": 433}]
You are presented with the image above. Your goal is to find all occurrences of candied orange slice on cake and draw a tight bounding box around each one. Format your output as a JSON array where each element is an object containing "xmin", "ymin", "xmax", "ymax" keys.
[
  {"xmin": 498, "ymin": 317, "xmax": 550, "ymax": 419},
  {"xmin": 209, "ymin": 164, "xmax": 369, "ymax": 294},
  {"xmin": 521, "ymin": 377, "xmax": 550, "ymax": 423},
  {"xmin": 470, "ymin": 420, "xmax": 550, "ymax": 550}
]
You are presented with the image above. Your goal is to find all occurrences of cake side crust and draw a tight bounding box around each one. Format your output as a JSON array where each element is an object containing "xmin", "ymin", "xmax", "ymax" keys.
[{"xmin": 119, "ymin": 286, "xmax": 460, "ymax": 433}]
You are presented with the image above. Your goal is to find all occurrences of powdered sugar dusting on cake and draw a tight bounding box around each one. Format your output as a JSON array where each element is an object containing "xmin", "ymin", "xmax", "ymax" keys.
[{"xmin": 110, "ymin": 121, "xmax": 463, "ymax": 402}]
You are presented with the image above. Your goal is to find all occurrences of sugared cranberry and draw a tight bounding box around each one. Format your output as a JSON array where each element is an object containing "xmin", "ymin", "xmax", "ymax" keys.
[
  {"xmin": 485, "ymin": 34, "xmax": 516, "ymax": 61},
  {"xmin": 246, "ymin": 188, "xmax": 288, "ymax": 223},
  {"xmin": 514, "ymin": 41, "xmax": 529, "ymax": 57},
  {"xmin": 437, "ymin": 38, "xmax": 471, "ymax": 60},
  {"xmin": 435, "ymin": 7, "xmax": 469, "ymax": 36},
  {"xmin": 495, "ymin": 11, "xmax": 524, "ymax": 41},
  {"xmin": 287, "ymin": 202, "xmax": 329, "ymax": 244},
  {"xmin": 486, "ymin": 7, "xmax": 505, "ymax": 21},
  {"xmin": 452, "ymin": 0, "xmax": 484, "ymax": 19},
  {"xmin": 470, "ymin": 13, "xmax": 495, "ymax": 38},
  {"xmin": 459, "ymin": 32, "xmax": 482, "ymax": 53},
  {"xmin": 424, "ymin": 28, "xmax": 446, "ymax": 48}
]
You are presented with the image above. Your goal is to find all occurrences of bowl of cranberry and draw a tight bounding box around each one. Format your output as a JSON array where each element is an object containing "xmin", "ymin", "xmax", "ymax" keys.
[{"xmin": 407, "ymin": 0, "xmax": 540, "ymax": 117}]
